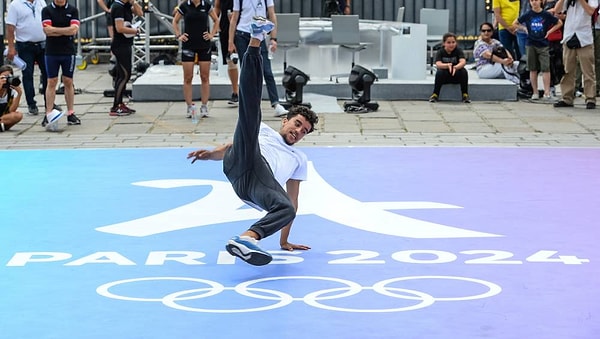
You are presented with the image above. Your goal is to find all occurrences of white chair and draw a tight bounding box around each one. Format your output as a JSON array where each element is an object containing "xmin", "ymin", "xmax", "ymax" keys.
[
  {"xmin": 330, "ymin": 15, "xmax": 368, "ymax": 82},
  {"xmin": 396, "ymin": 6, "xmax": 405, "ymax": 22},
  {"xmin": 274, "ymin": 13, "xmax": 300, "ymax": 71},
  {"xmin": 419, "ymin": 8, "xmax": 450, "ymax": 74}
]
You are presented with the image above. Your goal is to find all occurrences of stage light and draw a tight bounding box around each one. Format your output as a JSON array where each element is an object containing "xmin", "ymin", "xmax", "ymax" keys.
[
  {"xmin": 281, "ymin": 65, "xmax": 311, "ymax": 108},
  {"xmin": 344, "ymin": 64, "xmax": 379, "ymax": 112}
]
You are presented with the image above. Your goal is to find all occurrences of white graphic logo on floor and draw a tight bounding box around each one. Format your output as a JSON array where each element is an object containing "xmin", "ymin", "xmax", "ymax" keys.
[{"xmin": 96, "ymin": 162, "xmax": 500, "ymax": 239}]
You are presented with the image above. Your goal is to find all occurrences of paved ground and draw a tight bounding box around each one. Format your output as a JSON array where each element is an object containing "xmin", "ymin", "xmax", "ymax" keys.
[{"xmin": 2, "ymin": 63, "xmax": 600, "ymax": 149}]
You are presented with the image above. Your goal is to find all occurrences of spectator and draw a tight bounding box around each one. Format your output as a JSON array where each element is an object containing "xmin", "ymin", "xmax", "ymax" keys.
[
  {"xmin": 109, "ymin": 0, "xmax": 143, "ymax": 116},
  {"xmin": 228, "ymin": 0, "xmax": 289, "ymax": 117},
  {"xmin": 0, "ymin": 65, "xmax": 24, "ymax": 132},
  {"xmin": 96, "ymin": 0, "xmax": 115, "ymax": 42},
  {"xmin": 322, "ymin": 0, "xmax": 351, "ymax": 17},
  {"xmin": 494, "ymin": 0, "xmax": 522, "ymax": 60},
  {"xmin": 214, "ymin": 0, "xmax": 240, "ymax": 106},
  {"xmin": 429, "ymin": 33, "xmax": 470, "ymax": 103},
  {"xmin": 474, "ymin": 22, "xmax": 520, "ymax": 84},
  {"xmin": 173, "ymin": 0, "xmax": 220, "ymax": 119},
  {"xmin": 553, "ymin": 0, "xmax": 597, "ymax": 109},
  {"xmin": 5, "ymin": 0, "xmax": 49, "ymax": 116},
  {"xmin": 515, "ymin": 0, "xmax": 562, "ymax": 100},
  {"xmin": 41, "ymin": 0, "xmax": 81, "ymax": 131}
]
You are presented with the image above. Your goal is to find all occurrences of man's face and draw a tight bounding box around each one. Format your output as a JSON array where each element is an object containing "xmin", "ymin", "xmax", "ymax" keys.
[{"xmin": 279, "ymin": 114, "xmax": 312, "ymax": 146}]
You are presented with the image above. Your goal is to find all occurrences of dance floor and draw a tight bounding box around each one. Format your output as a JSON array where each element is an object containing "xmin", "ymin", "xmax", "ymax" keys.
[{"xmin": 1, "ymin": 147, "xmax": 598, "ymax": 339}]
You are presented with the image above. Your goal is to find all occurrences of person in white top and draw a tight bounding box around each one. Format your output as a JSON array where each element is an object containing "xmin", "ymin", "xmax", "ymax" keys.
[
  {"xmin": 553, "ymin": 0, "xmax": 598, "ymax": 109},
  {"xmin": 188, "ymin": 17, "xmax": 319, "ymax": 266},
  {"xmin": 5, "ymin": 0, "xmax": 49, "ymax": 116},
  {"xmin": 228, "ymin": 0, "xmax": 289, "ymax": 117}
]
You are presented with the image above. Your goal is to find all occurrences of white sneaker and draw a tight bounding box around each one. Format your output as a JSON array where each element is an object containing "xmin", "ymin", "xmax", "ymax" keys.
[
  {"xmin": 575, "ymin": 90, "xmax": 583, "ymax": 97},
  {"xmin": 273, "ymin": 103, "xmax": 288, "ymax": 117},
  {"xmin": 200, "ymin": 105, "xmax": 209, "ymax": 117},
  {"xmin": 530, "ymin": 93, "xmax": 540, "ymax": 100},
  {"xmin": 186, "ymin": 104, "xmax": 196, "ymax": 118},
  {"xmin": 45, "ymin": 109, "xmax": 64, "ymax": 132}
]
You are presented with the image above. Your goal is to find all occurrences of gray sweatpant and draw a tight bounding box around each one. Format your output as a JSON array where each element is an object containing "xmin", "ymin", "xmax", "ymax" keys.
[{"xmin": 222, "ymin": 45, "xmax": 296, "ymax": 240}]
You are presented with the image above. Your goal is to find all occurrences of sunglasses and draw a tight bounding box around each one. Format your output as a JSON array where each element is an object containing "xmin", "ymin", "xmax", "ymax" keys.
[{"xmin": 481, "ymin": 29, "xmax": 493, "ymax": 33}]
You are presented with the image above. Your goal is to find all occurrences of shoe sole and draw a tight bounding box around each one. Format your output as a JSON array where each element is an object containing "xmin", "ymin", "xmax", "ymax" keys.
[
  {"xmin": 67, "ymin": 121, "xmax": 81, "ymax": 125},
  {"xmin": 225, "ymin": 241, "xmax": 272, "ymax": 266}
]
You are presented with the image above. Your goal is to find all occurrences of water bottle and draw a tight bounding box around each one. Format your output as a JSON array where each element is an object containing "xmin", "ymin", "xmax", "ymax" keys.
[
  {"xmin": 268, "ymin": 41, "xmax": 274, "ymax": 60},
  {"xmin": 191, "ymin": 106, "xmax": 198, "ymax": 124},
  {"xmin": 4, "ymin": 48, "xmax": 27, "ymax": 71}
]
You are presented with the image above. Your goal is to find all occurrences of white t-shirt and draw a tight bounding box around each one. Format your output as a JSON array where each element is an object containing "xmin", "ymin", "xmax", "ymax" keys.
[
  {"xmin": 233, "ymin": 0, "xmax": 274, "ymax": 34},
  {"xmin": 258, "ymin": 122, "xmax": 308, "ymax": 188},
  {"xmin": 0, "ymin": 88, "xmax": 18, "ymax": 116},
  {"xmin": 6, "ymin": 0, "xmax": 47, "ymax": 43},
  {"xmin": 561, "ymin": 0, "xmax": 599, "ymax": 47}
]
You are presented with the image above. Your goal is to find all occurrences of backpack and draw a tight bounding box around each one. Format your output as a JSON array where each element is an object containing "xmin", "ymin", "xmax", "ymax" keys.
[{"xmin": 322, "ymin": 0, "xmax": 341, "ymax": 17}]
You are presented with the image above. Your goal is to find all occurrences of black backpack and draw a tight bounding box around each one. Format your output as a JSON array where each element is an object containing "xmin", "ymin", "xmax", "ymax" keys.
[{"xmin": 322, "ymin": 0, "xmax": 341, "ymax": 17}]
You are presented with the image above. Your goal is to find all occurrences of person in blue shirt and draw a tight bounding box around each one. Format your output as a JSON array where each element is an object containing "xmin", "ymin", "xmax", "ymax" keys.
[{"xmin": 514, "ymin": 0, "xmax": 562, "ymax": 100}]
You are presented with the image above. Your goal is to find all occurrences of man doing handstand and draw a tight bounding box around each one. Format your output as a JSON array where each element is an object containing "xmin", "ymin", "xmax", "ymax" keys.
[{"xmin": 187, "ymin": 16, "xmax": 319, "ymax": 266}]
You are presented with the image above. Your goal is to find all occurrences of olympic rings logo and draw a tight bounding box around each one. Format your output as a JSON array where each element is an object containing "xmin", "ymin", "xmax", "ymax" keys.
[{"xmin": 96, "ymin": 275, "xmax": 502, "ymax": 313}]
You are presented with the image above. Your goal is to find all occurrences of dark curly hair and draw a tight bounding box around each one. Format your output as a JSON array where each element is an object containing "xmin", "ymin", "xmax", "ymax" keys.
[{"xmin": 287, "ymin": 105, "xmax": 319, "ymax": 133}]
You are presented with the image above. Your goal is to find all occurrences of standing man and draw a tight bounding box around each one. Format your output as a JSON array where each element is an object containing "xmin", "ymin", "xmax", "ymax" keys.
[
  {"xmin": 110, "ymin": 0, "xmax": 143, "ymax": 116},
  {"xmin": 41, "ymin": 0, "xmax": 81, "ymax": 131},
  {"xmin": 553, "ymin": 0, "xmax": 598, "ymax": 109},
  {"xmin": 214, "ymin": 0, "xmax": 240, "ymax": 106},
  {"xmin": 188, "ymin": 17, "xmax": 319, "ymax": 266},
  {"xmin": 228, "ymin": 0, "xmax": 288, "ymax": 117},
  {"xmin": 5, "ymin": 0, "xmax": 48, "ymax": 116}
]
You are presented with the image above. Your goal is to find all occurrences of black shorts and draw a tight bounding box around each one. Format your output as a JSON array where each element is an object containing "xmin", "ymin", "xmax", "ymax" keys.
[{"xmin": 181, "ymin": 48, "xmax": 212, "ymax": 62}]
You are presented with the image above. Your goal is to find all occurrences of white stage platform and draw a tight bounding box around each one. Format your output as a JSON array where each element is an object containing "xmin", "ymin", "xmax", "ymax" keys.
[{"xmin": 131, "ymin": 65, "xmax": 518, "ymax": 103}]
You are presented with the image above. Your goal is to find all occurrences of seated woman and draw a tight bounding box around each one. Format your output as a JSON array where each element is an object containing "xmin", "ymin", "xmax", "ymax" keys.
[
  {"xmin": 429, "ymin": 32, "xmax": 470, "ymax": 103},
  {"xmin": 473, "ymin": 22, "xmax": 520, "ymax": 85},
  {"xmin": 0, "ymin": 65, "xmax": 23, "ymax": 132}
]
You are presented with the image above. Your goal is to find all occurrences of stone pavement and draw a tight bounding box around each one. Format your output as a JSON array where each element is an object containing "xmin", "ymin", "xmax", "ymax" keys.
[{"xmin": 1, "ymin": 63, "xmax": 600, "ymax": 149}]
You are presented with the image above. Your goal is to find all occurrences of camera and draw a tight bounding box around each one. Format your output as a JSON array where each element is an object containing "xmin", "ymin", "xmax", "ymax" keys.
[{"xmin": 2, "ymin": 75, "xmax": 21, "ymax": 89}]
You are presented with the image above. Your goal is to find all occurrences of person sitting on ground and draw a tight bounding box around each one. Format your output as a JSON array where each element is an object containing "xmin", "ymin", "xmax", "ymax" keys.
[
  {"xmin": 429, "ymin": 32, "xmax": 470, "ymax": 103},
  {"xmin": 474, "ymin": 22, "xmax": 520, "ymax": 85},
  {"xmin": 0, "ymin": 65, "xmax": 24, "ymax": 132}
]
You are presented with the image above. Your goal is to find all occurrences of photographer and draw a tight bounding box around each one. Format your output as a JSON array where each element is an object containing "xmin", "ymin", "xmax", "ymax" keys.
[{"xmin": 0, "ymin": 65, "xmax": 24, "ymax": 132}]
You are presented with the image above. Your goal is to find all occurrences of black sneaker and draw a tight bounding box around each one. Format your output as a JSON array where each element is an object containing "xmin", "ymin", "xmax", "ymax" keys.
[
  {"xmin": 228, "ymin": 93, "xmax": 239, "ymax": 106},
  {"xmin": 429, "ymin": 93, "xmax": 438, "ymax": 102},
  {"xmin": 67, "ymin": 113, "xmax": 81, "ymax": 125},
  {"xmin": 28, "ymin": 104, "xmax": 39, "ymax": 115},
  {"xmin": 586, "ymin": 102, "xmax": 596, "ymax": 109},
  {"xmin": 41, "ymin": 115, "xmax": 48, "ymax": 127},
  {"xmin": 53, "ymin": 104, "xmax": 62, "ymax": 112},
  {"xmin": 553, "ymin": 100, "xmax": 573, "ymax": 108},
  {"xmin": 462, "ymin": 93, "xmax": 471, "ymax": 103}
]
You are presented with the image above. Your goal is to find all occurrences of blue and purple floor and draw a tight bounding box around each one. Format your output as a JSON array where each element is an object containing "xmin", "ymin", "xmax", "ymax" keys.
[{"xmin": 1, "ymin": 147, "xmax": 598, "ymax": 338}]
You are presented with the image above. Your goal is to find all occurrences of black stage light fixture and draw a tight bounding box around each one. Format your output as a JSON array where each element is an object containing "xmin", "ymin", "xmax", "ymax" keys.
[
  {"xmin": 281, "ymin": 65, "xmax": 311, "ymax": 109},
  {"xmin": 344, "ymin": 64, "xmax": 379, "ymax": 112}
]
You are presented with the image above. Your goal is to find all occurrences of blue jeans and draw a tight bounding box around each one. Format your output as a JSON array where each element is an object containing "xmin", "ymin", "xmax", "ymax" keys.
[
  {"xmin": 516, "ymin": 31, "xmax": 527, "ymax": 61},
  {"xmin": 15, "ymin": 41, "xmax": 47, "ymax": 108},
  {"xmin": 498, "ymin": 29, "xmax": 521, "ymax": 61},
  {"xmin": 234, "ymin": 30, "xmax": 281, "ymax": 106},
  {"xmin": 222, "ymin": 46, "xmax": 295, "ymax": 239}
]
